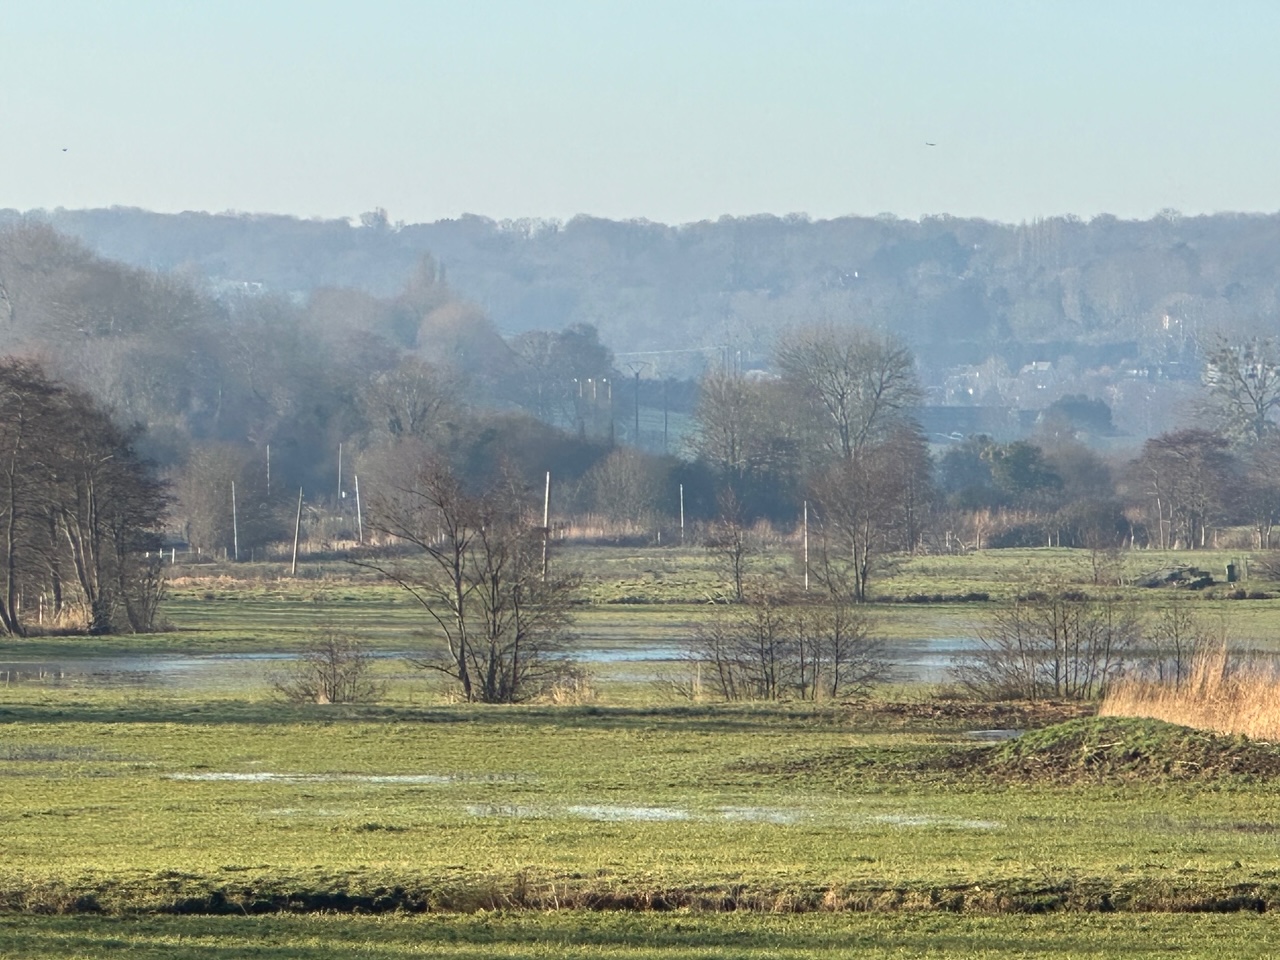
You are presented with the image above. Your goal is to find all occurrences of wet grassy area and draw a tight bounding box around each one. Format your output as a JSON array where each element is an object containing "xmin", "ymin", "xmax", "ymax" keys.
[
  {"xmin": 6, "ymin": 549, "xmax": 1280, "ymax": 955},
  {"xmin": 4, "ymin": 692, "xmax": 1280, "ymax": 917}
]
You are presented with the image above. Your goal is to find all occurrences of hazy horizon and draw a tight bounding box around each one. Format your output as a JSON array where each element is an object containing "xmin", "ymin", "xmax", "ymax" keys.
[
  {"xmin": 13, "ymin": 204, "xmax": 1280, "ymax": 232},
  {"xmin": 6, "ymin": 1, "xmax": 1279, "ymax": 226}
]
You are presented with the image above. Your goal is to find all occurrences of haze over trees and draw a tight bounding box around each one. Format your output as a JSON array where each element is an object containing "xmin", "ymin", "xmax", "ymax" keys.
[
  {"xmin": 16, "ymin": 206, "xmax": 1280, "ymax": 390},
  {"xmin": 5, "ymin": 207, "xmax": 1280, "ymax": 622},
  {"xmin": 0, "ymin": 222, "xmax": 640, "ymax": 550}
]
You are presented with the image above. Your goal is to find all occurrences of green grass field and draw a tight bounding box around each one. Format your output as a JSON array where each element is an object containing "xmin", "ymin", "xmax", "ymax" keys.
[
  {"xmin": 5, "ymin": 544, "xmax": 1280, "ymax": 956},
  {"xmin": 5, "ymin": 912, "xmax": 1279, "ymax": 959}
]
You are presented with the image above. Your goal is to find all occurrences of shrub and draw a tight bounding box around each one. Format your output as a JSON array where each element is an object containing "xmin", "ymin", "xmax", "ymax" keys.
[
  {"xmin": 952, "ymin": 595, "xmax": 1140, "ymax": 701},
  {"xmin": 269, "ymin": 627, "xmax": 385, "ymax": 704}
]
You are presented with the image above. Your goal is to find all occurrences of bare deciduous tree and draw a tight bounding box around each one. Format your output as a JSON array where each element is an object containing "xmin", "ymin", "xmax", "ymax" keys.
[
  {"xmin": 775, "ymin": 323, "xmax": 921, "ymax": 461},
  {"xmin": 1145, "ymin": 600, "xmax": 1223, "ymax": 688},
  {"xmin": 360, "ymin": 356, "xmax": 455, "ymax": 444},
  {"xmin": 808, "ymin": 429, "xmax": 931, "ymax": 602},
  {"xmin": 0, "ymin": 359, "xmax": 168, "ymax": 636},
  {"xmin": 1201, "ymin": 335, "xmax": 1280, "ymax": 446},
  {"xmin": 358, "ymin": 458, "xmax": 576, "ymax": 703},
  {"xmin": 690, "ymin": 369, "xmax": 758, "ymax": 477},
  {"xmin": 583, "ymin": 447, "xmax": 665, "ymax": 528},
  {"xmin": 704, "ymin": 487, "xmax": 755, "ymax": 602}
]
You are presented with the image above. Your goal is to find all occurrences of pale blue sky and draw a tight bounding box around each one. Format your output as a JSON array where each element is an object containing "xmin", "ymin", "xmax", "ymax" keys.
[{"xmin": 3, "ymin": 0, "xmax": 1278, "ymax": 225}]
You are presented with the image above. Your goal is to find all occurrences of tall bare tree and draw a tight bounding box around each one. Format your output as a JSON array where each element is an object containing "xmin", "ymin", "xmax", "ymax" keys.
[
  {"xmin": 704, "ymin": 487, "xmax": 755, "ymax": 602},
  {"xmin": 775, "ymin": 323, "xmax": 921, "ymax": 461},
  {"xmin": 691, "ymin": 370, "xmax": 815, "ymax": 518},
  {"xmin": 1202, "ymin": 335, "xmax": 1280, "ymax": 446},
  {"xmin": 690, "ymin": 368, "xmax": 756, "ymax": 478},
  {"xmin": 359, "ymin": 458, "xmax": 576, "ymax": 703},
  {"xmin": 808, "ymin": 433, "xmax": 930, "ymax": 602}
]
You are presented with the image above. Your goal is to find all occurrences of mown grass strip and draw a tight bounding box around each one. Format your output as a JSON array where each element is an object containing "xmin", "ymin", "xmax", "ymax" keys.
[{"xmin": 3, "ymin": 911, "xmax": 1279, "ymax": 959}]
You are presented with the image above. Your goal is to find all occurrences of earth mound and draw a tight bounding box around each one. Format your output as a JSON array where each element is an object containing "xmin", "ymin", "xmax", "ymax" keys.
[{"xmin": 936, "ymin": 716, "xmax": 1280, "ymax": 785}]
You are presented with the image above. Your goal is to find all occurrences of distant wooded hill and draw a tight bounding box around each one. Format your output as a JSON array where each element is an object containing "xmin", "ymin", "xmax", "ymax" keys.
[{"xmin": 7, "ymin": 206, "xmax": 1278, "ymax": 380}]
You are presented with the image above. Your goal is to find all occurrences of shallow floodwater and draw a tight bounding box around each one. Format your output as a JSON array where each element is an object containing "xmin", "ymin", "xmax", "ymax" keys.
[
  {"xmin": 463, "ymin": 802, "xmax": 1000, "ymax": 829},
  {"xmin": 0, "ymin": 637, "xmax": 979, "ymax": 690},
  {"xmin": 167, "ymin": 771, "xmax": 525, "ymax": 784}
]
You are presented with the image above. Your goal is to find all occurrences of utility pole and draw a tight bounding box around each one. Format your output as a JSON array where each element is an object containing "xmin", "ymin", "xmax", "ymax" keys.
[
  {"xmin": 679, "ymin": 483, "xmax": 685, "ymax": 544},
  {"xmin": 541, "ymin": 471, "xmax": 551, "ymax": 581},
  {"xmin": 627, "ymin": 361, "xmax": 648, "ymax": 447}
]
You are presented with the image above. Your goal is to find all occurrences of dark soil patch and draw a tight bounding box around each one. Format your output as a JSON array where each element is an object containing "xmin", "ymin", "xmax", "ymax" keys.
[
  {"xmin": 737, "ymin": 715, "xmax": 1280, "ymax": 788},
  {"xmin": 5, "ymin": 872, "xmax": 1278, "ymax": 916},
  {"xmin": 859, "ymin": 699, "xmax": 1092, "ymax": 730},
  {"xmin": 925, "ymin": 716, "xmax": 1280, "ymax": 785}
]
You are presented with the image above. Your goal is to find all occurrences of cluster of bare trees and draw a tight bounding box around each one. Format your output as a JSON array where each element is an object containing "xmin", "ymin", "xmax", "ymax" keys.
[
  {"xmin": 953, "ymin": 593, "xmax": 1231, "ymax": 702},
  {"xmin": 686, "ymin": 324, "xmax": 1280, "ymax": 621},
  {"xmin": 692, "ymin": 323, "xmax": 932, "ymax": 601},
  {"xmin": 0, "ymin": 359, "xmax": 167, "ymax": 635},
  {"xmin": 690, "ymin": 590, "xmax": 889, "ymax": 701},
  {"xmin": 688, "ymin": 324, "xmax": 921, "ymax": 698},
  {"xmin": 954, "ymin": 595, "xmax": 1140, "ymax": 701}
]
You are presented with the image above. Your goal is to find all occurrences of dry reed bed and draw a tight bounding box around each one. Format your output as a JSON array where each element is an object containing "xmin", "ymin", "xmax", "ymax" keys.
[{"xmin": 1102, "ymin": 646, "xmax": 1280, "ymax": 741}]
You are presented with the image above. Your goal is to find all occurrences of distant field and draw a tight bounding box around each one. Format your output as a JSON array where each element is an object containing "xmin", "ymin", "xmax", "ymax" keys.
[{"xmin": 151, "ymin": 543, "xmax": 1280, "ymax": 645}]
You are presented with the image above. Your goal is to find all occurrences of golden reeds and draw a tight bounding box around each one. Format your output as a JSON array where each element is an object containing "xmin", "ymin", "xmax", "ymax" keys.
[{"xmin": 1101, "ymin": 644, "xmax": 1280, "ymax": 740}]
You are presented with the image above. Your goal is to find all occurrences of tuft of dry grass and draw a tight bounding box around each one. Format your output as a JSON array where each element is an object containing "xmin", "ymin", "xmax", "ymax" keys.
[
  {"xmin": 1102, "ymin": 645, "xmax": 1280, "ymax": 740},
  {"xmin": 540, "ymin": 666, "xmax": 599, "ymax": 705}
]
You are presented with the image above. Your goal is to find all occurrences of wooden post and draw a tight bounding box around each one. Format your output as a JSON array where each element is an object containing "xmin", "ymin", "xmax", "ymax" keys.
[
  {"xmin": 679, "ymin": 483, "xmax": 685, "ymax": 544},
  {"xmin": 291, "ymin": 487, "xmax": 303, "ymax": 576},
  {"xmin": 231, "ymin": 481, "xmax": 239, "ymax": 562}
]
